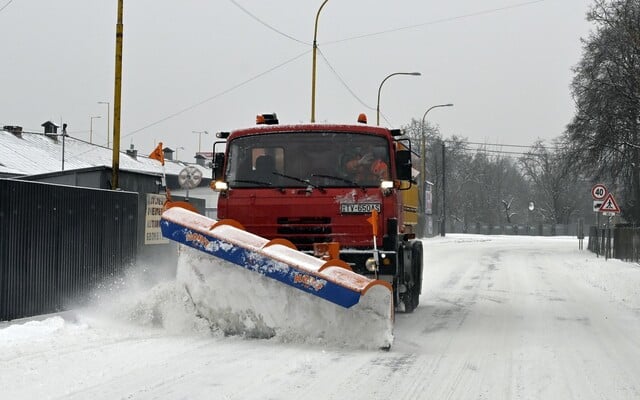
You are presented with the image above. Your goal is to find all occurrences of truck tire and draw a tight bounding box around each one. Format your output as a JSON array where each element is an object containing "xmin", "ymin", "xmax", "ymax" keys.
[
  {"xmin": 411, "ymin": 240, "xmax": 423, "ymax": 295},
  {"xmin": 407, "ymin": 241, "xmax": 423, "ymax": 312},
  {"xmin": 393, "ymin": 245, "xmax": 404, "ymax": 310}
]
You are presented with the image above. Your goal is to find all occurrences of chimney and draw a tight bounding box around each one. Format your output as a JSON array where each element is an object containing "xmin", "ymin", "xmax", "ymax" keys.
[
  {"xmin": 163, "ymin": 147, "xmax": 174, "ymax": 161},
  {"xmin": 3, "ymin": 125, "xmax": 23, "ymax": 138},
  {"xmin": 126, "ymin": 143, "xmax": 138, "ymax": 159},
  {"xmin": 41, "ymin": 121, "xmax": 59, "ymax": 141},
  {"xmin": 195, "ymin": 154, "xmax": 206, "ymax": 166}
]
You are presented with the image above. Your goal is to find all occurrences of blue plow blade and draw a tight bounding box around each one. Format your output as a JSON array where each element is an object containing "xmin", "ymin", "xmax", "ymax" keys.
[{"xmin": 160, "ymin": 207, "xmax": 393, "ymax": 310}]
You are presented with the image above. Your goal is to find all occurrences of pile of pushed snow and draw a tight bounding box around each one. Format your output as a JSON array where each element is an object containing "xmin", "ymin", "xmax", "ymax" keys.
[
  {"xmin": 176, "ymin": 247, "xmax": 393, "ymax": 350},
  {"xmin": 81, "ymin": 264, "xmax": 213, "ymax": 337},
  {"xmin": 71, "ymin": 249, "xmax": 392, "ymax": 350},
  {"xmin": 0, "ymin": 316, "xmax": 77, "ymax": 345}
]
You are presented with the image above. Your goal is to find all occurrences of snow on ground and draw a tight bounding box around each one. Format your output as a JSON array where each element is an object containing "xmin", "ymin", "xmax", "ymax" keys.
[
  {"xmin": 176, "ymin": 246, "xmax": 393, "ymax": 349},
  {"xmin": 2, "ymin": 234, "xmax": 640, "ymax": 399}
]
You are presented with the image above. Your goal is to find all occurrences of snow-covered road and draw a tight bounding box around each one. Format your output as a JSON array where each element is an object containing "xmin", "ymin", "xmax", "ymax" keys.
[{"xmin": 2, "ymin": 235, "xmax": 640, "ymax": 399}]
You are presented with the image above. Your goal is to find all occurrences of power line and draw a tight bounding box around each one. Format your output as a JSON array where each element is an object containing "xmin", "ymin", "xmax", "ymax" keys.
[
  {"xmin": 457, "ymin": 146, "xmax": 567, "ymax": 158},
  {"xmin": 124, "ymin": 0, "xmax": 549, "ymax": 138},
  {"xmin": 0, "ymin": 0, "xmax": 13, "ymax": 13},
  {"xmin": 64, "ymin": 51, "xmax": 310, "ymax": 159},
  {"xmin": 462, "ymin": 141, "xmax": 535, "ymax": 149},
  {"xmin": 461, "ymin": 147, "xmax": 531, "ymax": 156},
  {"xmin": 316, "ymin": 48, "xmax": 395, "ymax": 126},
  {"xmin": 124, "ymin": 50, "xmax": 310, "ymax": 139},
  {"xmin": 316, "ymin": 48, "xmax": 374, "ymax": 111},
  {"xmin": 325, "ymin": 0, "xmax": 546, "ymax": 46},
  {"xmin": 227, "ymin": 0, "xmax": 309, "ymax": 46},
  {"xmin": 461, "ymin": 140, "xmax": 562, "ymax": 150}
]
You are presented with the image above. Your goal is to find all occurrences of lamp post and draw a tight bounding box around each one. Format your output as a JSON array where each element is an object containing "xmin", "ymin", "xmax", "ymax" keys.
[
  {"xmin": 98, "ymin": 101, "xmax": 110, "ymax": 147},
  {"xmin": 310, "ymin": 0, "xmax": 329, "ymax": 123},
  {"xmin": 528, "ymin": 201, "xmax": 535, "ymax": 235},
  {"xmin": 175, "ymin": 146, "xmax": 185, "ymax": 161},
  {"xmin": 420, "ymin": 103, "xmax": 453, "ymax": 237},
  {"xmin": 376, "ymin": 71, "xmax": 421, "ymax": 126},
  {"xmin": 89, "ymin": 116, "xmax": 101, "ymax": 144},
  {"xmin": 192, "ymin": 130, "xmax": 208, "ymax": 153}
]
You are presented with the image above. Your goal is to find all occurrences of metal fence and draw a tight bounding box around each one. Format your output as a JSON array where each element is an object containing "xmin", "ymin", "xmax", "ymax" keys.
[
  {"xmin": 0, "ymin": 179, "xmax": 139, "ymax": 321},
  {"xmin": 446, "ymin": 222, "xmax": 578, "ymax": 236},
  {"xmin": 588, "ymin": 227, "xmax": 613, "ymax": 259},
  {"xmin": 588, "ymin": 225, "xmax": 640, "ymax": 262},
  {"xmin": 613, "ymin": 226, "xmax": 640, "ymax": 261}
]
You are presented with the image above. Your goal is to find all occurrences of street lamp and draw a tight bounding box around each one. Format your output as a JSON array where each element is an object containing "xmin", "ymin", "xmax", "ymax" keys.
[
  {"xmin": 528, "ymin": 201, "xmax": 535, "ymax": 235},
  {"xmin": 89, "ymin": 116, "xmax": 101, "ymax": 144},
  {"xmin": 175, "ymin": 146, "xmax": 185, "ymax": 161},
  {"xmin": 311, "ymin": 0, "xmax": 329, "ymax": 123},
  {"xmin": 376, "ymin": 71, "xmax": 421, "ymax": 126},
  {"xmin": 192, "ymin": 130, "xmax": 209, "ymax": 153},
  {"xmin": 419, "ymin": 103, "xmax": 453, "ymax": 237},
  {"xmin": 98, "ymin": 101, "xmax": 110, "ymax": 147}
]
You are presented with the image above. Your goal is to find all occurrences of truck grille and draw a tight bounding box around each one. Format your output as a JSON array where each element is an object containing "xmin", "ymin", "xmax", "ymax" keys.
[{"xmin": 276, "ymin": 217, "xmax": 332, "ymax": 248}]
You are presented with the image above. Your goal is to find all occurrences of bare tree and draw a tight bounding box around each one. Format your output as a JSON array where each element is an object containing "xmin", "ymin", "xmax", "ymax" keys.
[
  {"xmin": 564, "ymin": 0, "xmax": 640, "ymax": 222},
  {"xmin": 519, "ymin": 141, "xmax": 584, "ymax": 224}
]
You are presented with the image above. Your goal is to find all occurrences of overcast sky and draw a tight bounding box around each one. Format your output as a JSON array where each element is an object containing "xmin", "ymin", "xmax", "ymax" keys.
[{"xmin": 0, "ymin": 0, "xmax": 593, "ymax": 161}]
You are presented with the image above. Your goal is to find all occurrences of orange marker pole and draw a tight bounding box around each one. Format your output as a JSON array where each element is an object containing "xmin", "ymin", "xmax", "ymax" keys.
[{"xmin": 367, "ymin": 209, "xmax": 380, "ymax": 279}]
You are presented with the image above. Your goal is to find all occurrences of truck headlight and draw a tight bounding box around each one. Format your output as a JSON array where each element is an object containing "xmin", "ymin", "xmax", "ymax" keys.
[
  {"xmin": 380, "ymin": 180, "xmax": 394, "ymax": 196},
  {"xmin": 380, "ymin": 180, "xmax": 394, "ymax": 190},
  {"xmin": 212, "ymin": 181, "xmax": 228, "ymax": 192}
]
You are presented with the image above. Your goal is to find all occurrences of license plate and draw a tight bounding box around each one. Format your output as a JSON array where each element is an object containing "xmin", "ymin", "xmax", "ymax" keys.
[{"xmin": 340, "ymin": 202, "xmax": 381, "ymax": 214}]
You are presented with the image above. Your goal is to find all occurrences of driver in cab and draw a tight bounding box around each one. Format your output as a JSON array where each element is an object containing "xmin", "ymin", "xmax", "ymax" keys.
[{"xmin": 345, "ymin": 145, "xmax": 389, "ymax": 183}]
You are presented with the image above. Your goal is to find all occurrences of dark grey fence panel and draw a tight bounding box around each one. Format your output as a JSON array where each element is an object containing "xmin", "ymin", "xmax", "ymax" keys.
[
  {"xmin": 587, "ymin": 226, "xmax": 637, "ymax": 261},
  {"xmin": 451, "ymin": 222, "xmax": 577, "ymax": 236},
  {"xmin": 612, "ymin": 226, "xmax": 640, "ymax": 262},
  {"xmin": 0, "ymin": 179, "xmax": 138, "ymax": 321}
]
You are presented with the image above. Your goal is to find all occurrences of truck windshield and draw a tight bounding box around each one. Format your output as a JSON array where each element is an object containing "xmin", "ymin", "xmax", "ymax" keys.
[{"xmin": 225, "ymin": 132, "xmax": 391, "ymax": 188}]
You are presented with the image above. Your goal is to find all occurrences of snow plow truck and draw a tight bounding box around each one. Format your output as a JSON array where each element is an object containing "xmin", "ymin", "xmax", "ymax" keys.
[{"xmin": 160, "ymin": 113, "xmax": 423, "ymax": 349}]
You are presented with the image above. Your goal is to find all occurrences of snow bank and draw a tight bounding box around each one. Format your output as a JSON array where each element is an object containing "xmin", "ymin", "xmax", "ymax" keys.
[
  {"xmin": 177, "ymin": 246, "xmax": 393, "ymax": 349},
  {"xmin": 51, "ymin": 247, "xmax": 392, "ymax": 350}
]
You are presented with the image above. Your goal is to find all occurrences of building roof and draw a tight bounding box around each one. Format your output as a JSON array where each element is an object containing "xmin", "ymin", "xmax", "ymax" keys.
[{"xmin": 0, "ymin": 128, "xmax": 208, "ymax": 178}]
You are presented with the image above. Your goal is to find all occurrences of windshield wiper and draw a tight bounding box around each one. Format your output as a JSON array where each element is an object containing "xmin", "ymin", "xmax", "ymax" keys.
[
  {"xmin": 273, "ymin": 172, "xmax": 326, "ymax": 193},
  {"xmin": 228, "ymin": 179, "xmax": 285, "ymax": 192},
  {"xmin": 311, "ymin": 174, "xmax": 367, "ymax": 192}
]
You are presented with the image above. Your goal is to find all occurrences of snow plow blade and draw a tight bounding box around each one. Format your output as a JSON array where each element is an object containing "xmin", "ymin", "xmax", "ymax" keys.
[{"xmin": 160, "ymin": 207, "xmax": 394, "ymax": 349}]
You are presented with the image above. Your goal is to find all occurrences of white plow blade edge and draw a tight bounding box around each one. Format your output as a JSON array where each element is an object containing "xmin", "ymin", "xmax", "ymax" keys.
[{"xmin": 161, "ymin": 207, "xmax": 394, "ymax": 349}]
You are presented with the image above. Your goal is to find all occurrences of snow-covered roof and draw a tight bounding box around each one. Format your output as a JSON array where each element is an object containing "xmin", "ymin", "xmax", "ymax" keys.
[{"xmin": 0, "ymin": 129, "xmax": 208, "ymax": 178}]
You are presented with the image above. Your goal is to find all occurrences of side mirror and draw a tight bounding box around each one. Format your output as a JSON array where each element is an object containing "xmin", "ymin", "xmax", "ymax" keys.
[
  {"xmin": 395, "ymin": 150, "xmax": 412, "ymax": 181},
  {"xmin": 212, "ymin": 152, "xmax": 225, "ymax": 180}
]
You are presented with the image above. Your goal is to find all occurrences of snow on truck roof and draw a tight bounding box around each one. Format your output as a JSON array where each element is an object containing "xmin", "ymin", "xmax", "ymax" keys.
[{"xmin": 228, "ymin": 123, "xmax": 399, "ymax": 138}]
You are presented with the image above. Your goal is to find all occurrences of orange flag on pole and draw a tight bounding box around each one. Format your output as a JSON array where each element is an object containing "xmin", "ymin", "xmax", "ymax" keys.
[
  {"xmin": 367, "ymin": 209, "xmax": 379, "ymax": 237},
  {"xmin": 149, "ymin": 142, "xmax": 164, "ymax": 165}
]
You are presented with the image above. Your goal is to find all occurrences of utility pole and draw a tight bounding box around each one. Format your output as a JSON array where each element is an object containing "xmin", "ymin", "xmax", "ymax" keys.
[
  {"xmin": 61, "ymin": 123, "xmax": 67, "ymax": 171},
  {"xmin": 90, "ymin": 116, "xmax": 101, "ymax": 144},
  {"xmin": 98, "ymin": 101, "xmax": 110, "ymax": 147},
  {"xmin": 441, "ymin": 141, "xmax": 446, "ymax": 237},
  {"xmin": 420, "ymin": 103, "xmax": 453, "ymax": 236},
  {"xmin": 111, "ymin": 0, "xmax": 123, "ymax": 190},
  {"xmin": 310, "ymin": 0, "xmax": 329, "ymax": 123}
]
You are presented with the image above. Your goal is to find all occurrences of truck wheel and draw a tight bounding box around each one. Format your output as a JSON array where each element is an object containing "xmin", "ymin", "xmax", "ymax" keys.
[
  {"xmin": 394, "ymin": 246, "xmax": 405, "ymax": 310},
  {"xmin": 409, "ymin": 241, "xmax": 423, "ymax": 311},
  {"xmin": 400, "ymin": 241, "xmax": 420, "ymax": 313},
  {"xmin": 402, "ymin": 291, "xmax": 417, "ymax": 313}
]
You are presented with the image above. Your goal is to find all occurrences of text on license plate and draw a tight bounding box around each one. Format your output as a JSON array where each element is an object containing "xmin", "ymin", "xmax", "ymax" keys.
[{"xmin": 340, "ymin": 203, "xmax": 381, "ymax": 214}]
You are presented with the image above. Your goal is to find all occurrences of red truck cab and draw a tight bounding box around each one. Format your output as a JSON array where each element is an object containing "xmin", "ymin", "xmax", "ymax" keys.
[{"xmin": 211, "ymin": 114, "xmax": 423, "ymax": 312}]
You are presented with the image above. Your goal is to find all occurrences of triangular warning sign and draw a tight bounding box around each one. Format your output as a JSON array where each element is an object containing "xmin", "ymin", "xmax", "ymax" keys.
[{"xmin": 598, "ymin": 193, "xmax": 620, "ymax": 213}]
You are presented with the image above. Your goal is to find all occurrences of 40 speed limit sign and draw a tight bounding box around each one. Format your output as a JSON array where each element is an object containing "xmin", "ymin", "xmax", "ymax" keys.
[{"xmin": 591, "ymin": 184, "xmax": 608, "ymax": 200}]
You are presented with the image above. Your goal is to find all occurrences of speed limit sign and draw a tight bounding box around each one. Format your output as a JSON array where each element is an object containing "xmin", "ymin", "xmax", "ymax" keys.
[{"xmin": 591, "ymin": 184, "xmax": 607, "ymax": 200}]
